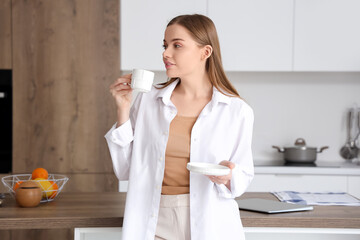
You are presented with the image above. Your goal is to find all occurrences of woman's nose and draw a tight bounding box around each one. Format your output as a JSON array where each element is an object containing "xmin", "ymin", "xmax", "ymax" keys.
[{"xmin": 163, "ymin": 48, "xmax": 170, "ymax": 59}]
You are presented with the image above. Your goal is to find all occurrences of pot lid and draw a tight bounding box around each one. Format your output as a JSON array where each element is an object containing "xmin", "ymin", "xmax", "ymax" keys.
[{"xmin": 288, "ymin": 138, "xmax": 315, "ymax": 150}]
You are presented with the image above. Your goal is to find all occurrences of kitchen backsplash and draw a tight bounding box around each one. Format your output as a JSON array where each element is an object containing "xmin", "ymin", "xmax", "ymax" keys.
[{"xmin": 136, "ymin": 71, "xmax": 360, "ymax": 163}]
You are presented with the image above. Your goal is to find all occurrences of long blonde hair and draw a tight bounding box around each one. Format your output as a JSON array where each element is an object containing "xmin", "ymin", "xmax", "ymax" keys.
[{"xmin": 157, "ymin": 14, "xmax": 240, "ymax": 98}]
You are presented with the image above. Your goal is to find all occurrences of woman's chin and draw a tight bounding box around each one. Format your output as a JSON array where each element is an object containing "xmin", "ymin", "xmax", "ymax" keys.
[{"xmin": 166, "ymin": 71, "xmax": 179, "ymax": 79}]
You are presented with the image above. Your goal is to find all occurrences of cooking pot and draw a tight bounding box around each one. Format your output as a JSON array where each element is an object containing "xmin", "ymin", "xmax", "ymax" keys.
[{"xmin": 272, "ymin": 138, "xmax": 329, "ymax": 163}]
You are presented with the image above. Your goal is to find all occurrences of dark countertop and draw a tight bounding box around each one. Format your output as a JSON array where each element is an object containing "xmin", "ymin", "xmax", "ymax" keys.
[{"xmin": 0, "ymin": 192, "xmax": 359, "ymax": 230}]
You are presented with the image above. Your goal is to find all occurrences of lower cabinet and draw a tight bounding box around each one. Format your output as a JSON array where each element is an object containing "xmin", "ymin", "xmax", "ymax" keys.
[
  {"xmin": 245, "ymin": 228, "xmax": 360, "ymax": 240},
  {"xmin": 74, "ymin": 227, "xmax": 360, "ymax": 240},
  {"xmin": 74, "ymin": 228, "xmax": 122, "ymax": 240}
]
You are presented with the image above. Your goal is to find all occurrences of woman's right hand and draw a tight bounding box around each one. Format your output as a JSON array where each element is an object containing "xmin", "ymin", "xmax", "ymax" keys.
[{"xmin": 109, "ymin": 74, "xmax": 133, "ymax": 126}]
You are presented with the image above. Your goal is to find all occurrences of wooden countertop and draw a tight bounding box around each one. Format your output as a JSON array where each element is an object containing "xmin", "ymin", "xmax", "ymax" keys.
[
  {"xmin": 239, "ymin": 192, "xmax": 360, "ymax": 229},
  {"xmin": 0, "ymin": 192, "xmax": 125, "ymax": 230},
  {"xmin": 0, "ymin": 192, "xmax": 359, "ymax": 230}
]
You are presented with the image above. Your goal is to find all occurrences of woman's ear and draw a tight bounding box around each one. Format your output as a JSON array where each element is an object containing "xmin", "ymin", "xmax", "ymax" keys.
[{"xmin": 202, "ymin": 45, "xmax": 213, "ymax": 60}]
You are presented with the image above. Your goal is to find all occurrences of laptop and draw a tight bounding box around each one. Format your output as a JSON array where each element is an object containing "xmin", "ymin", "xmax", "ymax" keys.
[{"xmin": 236, "ymin": 198, "xmax": 313, "ymax": 214}]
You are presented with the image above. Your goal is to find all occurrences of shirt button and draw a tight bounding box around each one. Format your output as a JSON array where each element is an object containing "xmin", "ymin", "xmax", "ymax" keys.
[
  {"xmin": 193, "ymin": 138, "xmax": 197, "ymax": 142},
  {"xmin": 112, "ymin": 137, "xmax": 116, "ymax": 142},
  {"xmin": 163, "ymin": 131, "xmax": 168, "ymax": 136},
  {"xmin": 156, "ymin": 185, "xmax": 161, "ymax": 190},
  {"xmin": 159, "ymin": 157, "xmax": 163, "ymax": 161}
]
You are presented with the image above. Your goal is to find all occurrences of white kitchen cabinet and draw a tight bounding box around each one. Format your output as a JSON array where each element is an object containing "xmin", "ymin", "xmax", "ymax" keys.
[
  {"xmin": 293, "ymin": 0, "xmax": 360, "ymax": 71},
  {"xmin": 75, "ymin": 228, "xmax": 122, "ymax": 240},
  {"xmin": 247, "ymin": 174, "xmax": 348, "ymax": 192},
  {"xmin": 208, "ymin": 0, "xmax": 360, "ymax": 72},
  {"xmin": 245, "ymin": 228, "xmax": 360, "ymax": 240},
  {"xmin": 348, "ymin": 176, "xmax": 360, "ymax": 199},
  {"xmin": 74, "ymin": 227, "xmax": 360, "ymax": 240},
  {"xmin": 120, "ymin": 0, "xmax": 360, "ymax": 71},
  {"xmin": 120, "ymin": 0, "xmax": 207, "ymax": 71},
  {"xmin": 208, "ymin": 0, "xmax": 294, "ymax": 71}
]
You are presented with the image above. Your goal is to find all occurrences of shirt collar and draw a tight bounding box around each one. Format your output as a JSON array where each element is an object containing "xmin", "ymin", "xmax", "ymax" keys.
[
  {"xmin": 155, "ymin": 78, "xmax": 232, "ymax": 107},
  {"xmin": 212, "ymin": 87, "xmax": 231, "ymax": 105},
  {"xmin": 155, "ymin": 79, "xmax": 180, "ymax": 106}
]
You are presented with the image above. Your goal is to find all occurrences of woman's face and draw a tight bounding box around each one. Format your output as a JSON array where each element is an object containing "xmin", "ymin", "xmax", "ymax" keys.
[{"xmin": 163, "ymin": 24, "xmax": 207, "ymax": 79}]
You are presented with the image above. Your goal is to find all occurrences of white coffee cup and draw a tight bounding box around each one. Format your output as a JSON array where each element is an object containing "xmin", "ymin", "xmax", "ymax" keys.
[{"xmin": 131, "ymin": 69, "xmax": 155, "ymax": 92}]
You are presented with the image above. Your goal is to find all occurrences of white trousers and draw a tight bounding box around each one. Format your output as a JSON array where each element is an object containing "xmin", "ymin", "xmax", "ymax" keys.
[{"xmin": 155, "ymin": 194, "xmax": 191, "ymax": 240}]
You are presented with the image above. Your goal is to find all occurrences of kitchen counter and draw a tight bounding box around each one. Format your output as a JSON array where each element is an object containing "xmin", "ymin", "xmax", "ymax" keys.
[
  {"xmin": 0, "ymin": 192, "xmax": 359, "ymax": 230},
  {"xmin": 0, "ymin": 192, "xmax": 125, "ymax": 230},
  {"xmin": 240, "ymin": 192, "xmax": 360, "ymax": 229},
  {"xmin": 255, "ymin": 161, "xmax": 360, "ymax": 175}
]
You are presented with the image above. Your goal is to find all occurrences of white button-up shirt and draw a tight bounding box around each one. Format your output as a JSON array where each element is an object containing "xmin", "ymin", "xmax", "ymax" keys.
[{"xmin": 105, "ymin": 79, "xmax": 254, "ymax": 240}]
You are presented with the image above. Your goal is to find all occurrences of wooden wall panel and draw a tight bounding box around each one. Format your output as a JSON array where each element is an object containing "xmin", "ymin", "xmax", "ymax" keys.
[
  {"xmin": 0, "ymin": 173, "xmax": 118, "ymax": 193},
  {"xmin": 12, "ymin": 0, "xmax": 118, "ymax": 175},
  {"xmin": 62, "ymin": 173, "xmax": 119, "ymax": 192},
  {"xmin": 3, "ymin": 1, "xmax": 120, "ymax": 239},
  {"xmin": 0, "ymin": 0, "xmax": 12, "ymax": 69},
  {"xmin": 0, "ymin": 174, "xmax": 9, "ymax": 192}
]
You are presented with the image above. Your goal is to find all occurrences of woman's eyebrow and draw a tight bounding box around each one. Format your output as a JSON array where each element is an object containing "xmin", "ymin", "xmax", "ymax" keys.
[{"xmin": 163, "ymin": 38, "xmax": 185, "ymax": 43}]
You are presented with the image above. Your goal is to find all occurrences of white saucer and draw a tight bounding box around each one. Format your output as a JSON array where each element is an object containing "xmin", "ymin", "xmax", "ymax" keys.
[{"xmin": 186, "ymin": 162, "xmax": 230, "ymax": 176}]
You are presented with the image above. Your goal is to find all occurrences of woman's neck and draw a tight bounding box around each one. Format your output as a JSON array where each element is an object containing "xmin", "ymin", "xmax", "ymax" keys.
[{"xmin": 174, "ymin": 73, "xmax": 213, "ymax": 99}]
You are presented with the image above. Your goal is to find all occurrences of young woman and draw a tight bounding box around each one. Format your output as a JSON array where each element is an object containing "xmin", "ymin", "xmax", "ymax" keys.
[{"xmin": 105, "ymin": 14, "xmax": 254, "ymax": 240}]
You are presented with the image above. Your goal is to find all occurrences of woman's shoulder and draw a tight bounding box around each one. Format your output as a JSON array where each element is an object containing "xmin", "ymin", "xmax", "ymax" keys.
[
  {"xmin": 227, "ymin": 96, "xmax": 254, "ymax": 117},
  {"xmin": 214, "ymin": 87, "xmax": 253, "ymax": 116}
]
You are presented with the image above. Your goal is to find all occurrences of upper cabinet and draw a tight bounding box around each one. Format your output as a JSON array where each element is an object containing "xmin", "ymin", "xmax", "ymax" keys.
[
  {"xmin": 120, "ymin": 0, "xmax": 207, "ymax": 71},
  {"xmin": 120, "ymin": 0, "xmax": 360, "ymax": 72},
  {"xmin": 208, "ymin": 0, "xmax": 294, "ymax": 71},
  {"xmin": 0, "ymin": 0, "xmax": 12, "ymax": 69},
  {"xmin": 293, "ymin": 0, "xmax": 360, "ymax": 71}
]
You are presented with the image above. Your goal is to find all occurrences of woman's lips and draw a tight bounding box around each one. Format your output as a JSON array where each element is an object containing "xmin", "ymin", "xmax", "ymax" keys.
[{"xmin": 164, "ymin": 61, "xmax": 174, "ymax": 69}]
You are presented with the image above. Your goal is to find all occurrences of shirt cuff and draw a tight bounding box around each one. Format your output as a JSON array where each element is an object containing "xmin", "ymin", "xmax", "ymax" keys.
[
  {"xmin": 215, "ymin": 183, "xmax": 233, "ymax": 198},
  {"xmin": 215, "ymin": 165, "xmax": 242, "ymax": 199},
  {"xmin": 105, "ymin": 120, "xmax": 134, "ymax": 147}
]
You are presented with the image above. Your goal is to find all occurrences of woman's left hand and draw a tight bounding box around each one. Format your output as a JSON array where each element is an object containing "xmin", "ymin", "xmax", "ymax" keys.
[{"xmin": 206, "ymin": 160, "xmax": 235, "ymax": 190}]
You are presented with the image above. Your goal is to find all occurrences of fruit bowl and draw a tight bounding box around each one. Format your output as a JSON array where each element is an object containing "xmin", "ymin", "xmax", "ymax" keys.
[{"xmin": 1, "ymin": 174, "xmax": 69, "ymax": 203}]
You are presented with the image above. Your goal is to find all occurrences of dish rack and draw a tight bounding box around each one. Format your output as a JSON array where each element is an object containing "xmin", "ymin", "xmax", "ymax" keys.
[{"xmin": 2, "ymin": 174, "xmax": 69, "ymax": 203}]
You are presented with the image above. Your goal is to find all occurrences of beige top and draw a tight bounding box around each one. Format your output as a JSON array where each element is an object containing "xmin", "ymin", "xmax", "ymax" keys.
[{"xmin": 162, "ymin": 115, "xmax": 197, "ymax": 195}]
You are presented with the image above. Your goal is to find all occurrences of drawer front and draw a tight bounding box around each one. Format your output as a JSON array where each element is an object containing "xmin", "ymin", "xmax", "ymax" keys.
[{"xmin": 247, "ymin": 174, "xmax": 347, "ymax": 192}]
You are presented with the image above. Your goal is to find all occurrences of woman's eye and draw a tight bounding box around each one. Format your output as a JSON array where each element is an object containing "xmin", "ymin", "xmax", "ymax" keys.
[
  {"xmin": 162, "ymin": 44, "xmax": 167, "ymax": 49},
  {"xmin": 174, "ymin": 44, "xmax": 181, "ymax": 48}
]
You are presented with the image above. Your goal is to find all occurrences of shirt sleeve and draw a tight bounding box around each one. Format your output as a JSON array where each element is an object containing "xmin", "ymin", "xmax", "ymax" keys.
[
  {"xmin": 215, "ymin": 104, "xmax": 255, "ymax": 199},
  {"xmin": 104, "ymin": 93, "xmax": 143, "ymax": 181}
]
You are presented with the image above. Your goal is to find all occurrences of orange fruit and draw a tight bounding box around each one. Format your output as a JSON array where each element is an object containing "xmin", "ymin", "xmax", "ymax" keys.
[
  {"xmin": 13, "ymin": 181, "xmax": 24, "ymax": 191},
  {"xmin": 34, "ymin": 178, "xmax": 53, "ymax": 199},
  {"xmin": 49, "ymin": 180, "xmax": 58, "ymax": 199},
  {"xmin": 32, "ymin": 168, "xmax": 48, "ymax": 180}
]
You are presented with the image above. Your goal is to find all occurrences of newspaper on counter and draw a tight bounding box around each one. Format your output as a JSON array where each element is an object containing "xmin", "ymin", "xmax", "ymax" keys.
[{"xmin": 272, "ymin": 191, "xmax": 360, "ymax": 206}]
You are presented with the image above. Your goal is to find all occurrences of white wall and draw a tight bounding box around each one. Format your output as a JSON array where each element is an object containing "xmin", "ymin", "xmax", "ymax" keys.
[{"xmin": 149, "ymin": 71, "xmax": 360, "ymax": 163}]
